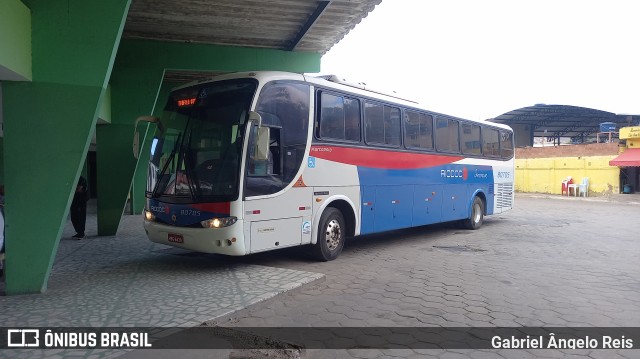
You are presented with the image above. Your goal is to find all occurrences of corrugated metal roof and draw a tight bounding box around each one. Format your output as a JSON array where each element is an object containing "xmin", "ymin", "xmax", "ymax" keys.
[
  {"xmin": 490, "ymin": 104, "xmax": 640, "ymax": 143},
  {"xmin": 124, "ymin": 0, "xmax": 381, "ymax": 53}
]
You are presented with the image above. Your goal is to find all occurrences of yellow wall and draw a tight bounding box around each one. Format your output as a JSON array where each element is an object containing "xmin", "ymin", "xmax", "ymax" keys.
[{"xmin": 515, "ymin": 155, "xmax": 619, "ymax": 196}]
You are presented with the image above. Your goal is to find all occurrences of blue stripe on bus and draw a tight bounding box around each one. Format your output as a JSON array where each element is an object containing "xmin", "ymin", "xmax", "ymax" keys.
[{"xmin": 357, "ymin": 164, "xmax": 495, "ymax": 235}]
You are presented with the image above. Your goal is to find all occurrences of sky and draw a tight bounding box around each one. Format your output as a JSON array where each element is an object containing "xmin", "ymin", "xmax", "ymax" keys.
[{"xmin": 319, "ymin": 0, "xmax": 640, "ymax": 121}]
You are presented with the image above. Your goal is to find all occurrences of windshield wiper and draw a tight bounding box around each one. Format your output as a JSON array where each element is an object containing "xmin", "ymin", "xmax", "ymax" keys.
[
  {"xmin": 152, "ymin": 133, "xmax": 182, "ymax": 198},
  {"xmin": 183, "ymin": 130, "xmax": 201, "ymax": 200}
]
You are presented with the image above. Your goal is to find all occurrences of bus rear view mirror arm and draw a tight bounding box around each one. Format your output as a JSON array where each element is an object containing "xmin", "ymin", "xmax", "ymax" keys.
[
  {"xmin": 248, "ymin": 111, "xmax": 262, "ymax": 128},
  {"xmin": 133, "ymin": 116, "xmax": 162, "ymax": 159}
]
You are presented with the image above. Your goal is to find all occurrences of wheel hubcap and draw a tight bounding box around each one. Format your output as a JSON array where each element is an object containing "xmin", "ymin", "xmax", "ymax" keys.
[
  {"xmin": 325, "ymin": 219, "xmax": 342, "ymax": 251},
  {"xmin": 473, "ymin": 203, "xmax": 482, "ymax": 223}
]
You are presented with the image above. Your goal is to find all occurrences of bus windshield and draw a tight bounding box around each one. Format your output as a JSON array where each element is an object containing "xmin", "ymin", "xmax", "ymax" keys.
[{"xmin": 147, "ymin": 79, "xmax": 257, "ymax": 203}]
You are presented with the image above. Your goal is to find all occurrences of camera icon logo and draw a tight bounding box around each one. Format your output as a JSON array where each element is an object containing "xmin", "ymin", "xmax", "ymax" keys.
[{"xmin": 7, "ymin": 329, "xmax": 40, "ymax": 347}]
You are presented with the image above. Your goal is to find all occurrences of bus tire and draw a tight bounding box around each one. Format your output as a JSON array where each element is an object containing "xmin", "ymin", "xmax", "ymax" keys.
[
  {"xmin": 312, "ymin": 207, "xmax": 345, "ymax": 261},
  {"xmin": 462, "ymin": 196, "xmax": 484, "ymax": 230}
]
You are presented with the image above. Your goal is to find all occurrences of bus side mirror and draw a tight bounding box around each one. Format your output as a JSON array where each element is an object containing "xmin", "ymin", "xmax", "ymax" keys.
[
  {"xmin": 133, "ymin": 116, "xmax": 161, "ymax": 159},
  {"xmin": 255, "ymin": 127, "xmax": 271, "ymax": 161},
  {"xmin": 248, "ymin": 111, "xmax": 262, "ymax": 128},
  {"xmin": 248, "ymin": 111, "xmax": 269, "ymax": 161}
]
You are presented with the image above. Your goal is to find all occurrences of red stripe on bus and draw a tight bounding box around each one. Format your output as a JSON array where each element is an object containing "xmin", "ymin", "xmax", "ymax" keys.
[
  {"xmin": 310, "ymin": 146, "xmax": 463, "ymax": 169},
  {"xmin": 191, "ymin": 202, "xmax": 231, "ymax": 214}
]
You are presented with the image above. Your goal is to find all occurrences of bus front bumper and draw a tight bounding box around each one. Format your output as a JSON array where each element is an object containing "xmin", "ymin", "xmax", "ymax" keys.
[{"xmin": 143, "ymin": 219, "xmax": 247, "ymax": 256}]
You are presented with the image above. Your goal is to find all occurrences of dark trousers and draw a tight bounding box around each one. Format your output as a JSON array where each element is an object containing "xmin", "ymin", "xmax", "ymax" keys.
[{"xmin": 70, "ymin": 202, "xmax": 86, "ymax": 236}]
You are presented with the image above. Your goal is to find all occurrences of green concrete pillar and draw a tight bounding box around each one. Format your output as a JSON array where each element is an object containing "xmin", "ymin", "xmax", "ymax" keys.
[
  {"xmin": 2, "ymin": 0, "xmax": 131, "ymax": 294},
  {"xmin": 0, "ymin": 0, "xmax": 31, "ymax": 81},
  {"xmin": 96, "ymin": 67, "xmax": 164, "ymax": 235}
]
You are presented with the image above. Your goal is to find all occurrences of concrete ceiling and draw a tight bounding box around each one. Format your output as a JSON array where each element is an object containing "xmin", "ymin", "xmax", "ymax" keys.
[
  {"xmin": 124, "ymin": 0, "xmax": 381, "ymax": 53},
  {"xmin": 123, "ymin": 0, "xmax": 381, "ymax": 82}
]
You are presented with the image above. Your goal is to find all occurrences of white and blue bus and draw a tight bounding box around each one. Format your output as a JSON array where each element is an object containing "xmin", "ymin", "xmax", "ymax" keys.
[{"xmin": 140, "ymin": 71, "xmax": 514, "ymax": 261}]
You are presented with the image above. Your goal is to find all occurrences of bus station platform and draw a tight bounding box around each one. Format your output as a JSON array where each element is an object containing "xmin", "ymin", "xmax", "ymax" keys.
[{"xmin": 0, "ymin": 201, "xmax": 324, "ymax": 357}]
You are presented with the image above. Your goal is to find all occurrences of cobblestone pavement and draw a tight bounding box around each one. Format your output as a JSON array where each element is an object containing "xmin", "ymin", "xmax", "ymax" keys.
[
  {"xmin": 0, "ymin": 203, "xmax": 323, "ymax": 359},
  {"xmin": 205, "ymin": 194, "xmax": 640, "ymax": 358}
]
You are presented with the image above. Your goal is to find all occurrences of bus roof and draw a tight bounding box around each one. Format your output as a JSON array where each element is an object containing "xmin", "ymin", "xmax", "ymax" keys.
[{"xmin": 172, "ymin": 71, "xmax": 513, "ymax": 131}]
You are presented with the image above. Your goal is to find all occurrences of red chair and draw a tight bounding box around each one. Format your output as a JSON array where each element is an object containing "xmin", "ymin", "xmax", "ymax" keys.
[{"xmin": 561, "ymin": 176, "xmax": 573, "ymax": 196}]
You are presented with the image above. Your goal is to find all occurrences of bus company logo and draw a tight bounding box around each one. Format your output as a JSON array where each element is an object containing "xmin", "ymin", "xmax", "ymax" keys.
[
  {"xmin": 149, "ymin": 205, "xmax": 170, "ymax": 214},
  {"xmin": 441, "ymin": 167, "xmax": 468, "ymax": 180},
  {"xmin": 310, "ymin": 146, "xmax": 332, "ymax": 153},
  {"xmin": 7, "ymin": 329, "xmax": 40, "ymax": 347}
]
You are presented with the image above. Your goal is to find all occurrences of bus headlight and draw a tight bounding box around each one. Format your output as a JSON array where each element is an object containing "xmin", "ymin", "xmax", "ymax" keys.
[
  {"xmin": 144, "ymin": 210, "xmax": 156, "ymax": 222},
  {"xmin": 201, "ymin": 216, "xmax": 237, "ymax": 228}
]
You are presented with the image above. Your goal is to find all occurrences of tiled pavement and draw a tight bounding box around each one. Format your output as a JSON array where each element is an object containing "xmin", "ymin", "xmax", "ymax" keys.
[
  {"xmin": 0, "ymin": 202, "xmax": 324, "ymax": 358},
  {"xmin": 209, "ymin": 194, "xmax": 640, "ymax": 358}
]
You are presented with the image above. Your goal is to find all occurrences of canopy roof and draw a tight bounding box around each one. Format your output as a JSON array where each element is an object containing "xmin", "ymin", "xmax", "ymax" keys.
[
  {"xmin": 490, "ymin": 105, "xmax": 639, "ymax": 143},
  {"xmin": 124, "ymin": 0, "xmax": 381, "ymax": 82},
  {"xmin": 124, "ymin": 0, "xmax": 380, "ymax": 53}
]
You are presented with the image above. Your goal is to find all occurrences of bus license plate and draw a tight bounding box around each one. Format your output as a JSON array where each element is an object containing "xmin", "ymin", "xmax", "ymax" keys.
[{"xmin": 168, "ymin": 233, "xmax": 184, "ymax": 243}]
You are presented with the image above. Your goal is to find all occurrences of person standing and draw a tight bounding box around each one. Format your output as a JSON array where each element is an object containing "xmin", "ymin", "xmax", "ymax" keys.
[{"xmin": 71, "ymin": 176, "xmax": 88, "ymax": 239}]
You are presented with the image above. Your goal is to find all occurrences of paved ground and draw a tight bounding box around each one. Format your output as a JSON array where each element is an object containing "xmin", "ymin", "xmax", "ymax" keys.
[
  {"xmin": 0, "ymin": 202, "xmax": 324, "ymax": 358},
  {"xmin": 207, "ymin": 193, "xmax": 640, "ymax": 358},
  {"xmin": 2, "ymin": 193, "xmax": 640, "ymax": 359}
]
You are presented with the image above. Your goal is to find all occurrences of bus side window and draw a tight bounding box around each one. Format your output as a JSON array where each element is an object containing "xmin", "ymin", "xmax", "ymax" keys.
[
  {"xmin": 364, "ymin": 102, "xmax": 384, "ymax": 144},
  {"xmin": 318, "ymin": 93, "xmax": 361, "ymax": 142},
  {"xmin": 319, "ymin": 93, "xmax": 345, "ymax": 139},
  {"xmin": 344, "ymin": 98, "xmax": 361, "ymax": 141},
  {"xmin": 365, "ymin": 101, "xmax": 401, "ymax": 147},
  {"xmin": 405, "ymin": 111, "xmax": 434, "ymax": 150},
  {"xmin": 482, "ymin": 128, "xmax": 500, "ymax": 158},
  {"xmin": 245, "ymin": 125, "xmax": 285, "ymax": 197},
  {"xmin": 461, "ymin": 123, "xmax": 482, "ymax": 155},
  {"xmin": 435, "ymin": 117, "xmax": 460, "ymax": 153},
  {"xmin": 384, "ymin": 106, "xmax": 401, "ymax": 146},
  {"xmin": 500, "ymin": 131, "xmax": 514, "ymax": 159}
]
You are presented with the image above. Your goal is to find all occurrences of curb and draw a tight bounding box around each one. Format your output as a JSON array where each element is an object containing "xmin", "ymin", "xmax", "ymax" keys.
[{"xmin": 516, "ymin": 192, "xmax": 640, "ymax": 206}]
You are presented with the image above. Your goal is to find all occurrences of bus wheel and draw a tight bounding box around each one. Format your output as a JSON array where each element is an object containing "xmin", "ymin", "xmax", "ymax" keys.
[
  {"xmin": 312, "ymin": 207, "xmax": 345, "ymax": 261},
  {"xmin": 462, "ymin": 196, "xmax": 484, "ymax": 230}
]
